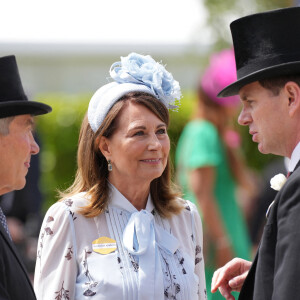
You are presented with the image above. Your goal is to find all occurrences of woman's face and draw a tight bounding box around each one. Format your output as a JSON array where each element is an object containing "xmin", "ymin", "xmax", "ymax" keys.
[{"xmin": 101, "ymin": 101, "xmax": 170, "ymax": 187}]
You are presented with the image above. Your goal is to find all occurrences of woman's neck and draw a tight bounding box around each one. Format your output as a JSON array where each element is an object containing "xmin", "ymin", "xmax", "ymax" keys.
[{"xmin": 109, "ymin": 177, "xmax": 150, "ymax": 211}]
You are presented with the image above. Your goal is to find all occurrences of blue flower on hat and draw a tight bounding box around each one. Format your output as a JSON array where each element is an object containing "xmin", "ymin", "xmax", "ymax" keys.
[{"xmin": 110, "ymin": 53, "xmax": 181, "ymax": 109}]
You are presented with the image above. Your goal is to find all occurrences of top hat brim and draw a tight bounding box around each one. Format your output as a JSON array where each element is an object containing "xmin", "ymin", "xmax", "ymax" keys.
[
  {"xmin": 218, "ymin": 61, "xmax": 300, "ymax": 97},
  {"xmin": 0, "ymin": 100, "xmax": 52, "ymax": 118}
]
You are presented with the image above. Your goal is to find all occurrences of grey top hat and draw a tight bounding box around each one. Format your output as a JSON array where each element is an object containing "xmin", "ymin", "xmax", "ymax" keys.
[
  {"xmin": 0, "ymin": 55, "xmax": 52, "ymax": 118},
  {"xmin": 218, "ymin": 7, "xmax": 300, "ymax": 97}
]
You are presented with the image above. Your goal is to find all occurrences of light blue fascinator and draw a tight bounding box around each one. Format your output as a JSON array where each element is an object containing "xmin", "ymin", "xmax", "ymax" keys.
[{"xmin": 88, "ymin": 53, "xmax": 181, "ymax": 132}]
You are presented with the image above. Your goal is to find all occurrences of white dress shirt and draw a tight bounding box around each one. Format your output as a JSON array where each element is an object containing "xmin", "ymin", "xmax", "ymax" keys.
[
  {"xmin": 288, "ymin": 141, "xmax": 300, "ymax": 172},
  {"xmin": 34, "ymin": 185, "xmax": 207, "ymax": 300},
  {"xmin": 266, "ymin": 144, "xmax": 300, "ymax": 218}
]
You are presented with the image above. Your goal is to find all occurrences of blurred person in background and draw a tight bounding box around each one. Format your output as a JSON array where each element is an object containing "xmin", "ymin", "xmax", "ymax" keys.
[
  {"xmin": 175, "ymin": 49, "xmax": 254, "ymax": 300},
  {"xmin": 0, "ymin": 55, "xmax": 51, "ymax": 300},
  {"xmin": 34, "ymin": 53, "xmax": 207, "ymax": 300}
]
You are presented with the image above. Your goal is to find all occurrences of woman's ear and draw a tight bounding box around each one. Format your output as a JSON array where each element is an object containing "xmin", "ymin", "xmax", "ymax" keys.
[
  {"xmin": 98, "ymin": 136, "xmax": 111, "ymax": 160},
  {"xmin": 285, "ymin": 81, "xmax": 300, "ymax": 117}
]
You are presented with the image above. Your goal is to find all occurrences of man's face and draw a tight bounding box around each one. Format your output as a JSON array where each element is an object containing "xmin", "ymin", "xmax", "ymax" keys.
[
  {"xmin": 0, "ymin": 114, "xmax": 39, "ymax": 195},
  {"xmin": 238, "ymin": 81, "xmax": 288, "ymax": 156}
]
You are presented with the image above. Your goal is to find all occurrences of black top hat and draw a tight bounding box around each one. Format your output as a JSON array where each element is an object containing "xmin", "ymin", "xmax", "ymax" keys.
[
  {"xmin": 0, "ymin": 55, "xmax": 52, "ymax": 118},
  {"xmin": 218, "ymin": 7, "xmax": 300, "ymax": 97}
]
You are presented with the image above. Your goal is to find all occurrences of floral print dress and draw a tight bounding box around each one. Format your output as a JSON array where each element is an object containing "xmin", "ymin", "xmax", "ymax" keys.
[{"xmin": 34, "ymin": 185, "xmax": 207, "ymax": 300}]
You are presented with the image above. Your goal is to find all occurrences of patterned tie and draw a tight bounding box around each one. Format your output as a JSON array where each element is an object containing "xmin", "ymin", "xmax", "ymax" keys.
[{"xmin": 0, "ymin": 206, "xmax": 12, "ymax": 240}]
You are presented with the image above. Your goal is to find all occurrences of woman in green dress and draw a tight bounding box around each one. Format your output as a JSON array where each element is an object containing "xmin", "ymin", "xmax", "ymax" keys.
[{"xmin": 175, "ymin": 49, "xmax": 254, "ymax": 300}]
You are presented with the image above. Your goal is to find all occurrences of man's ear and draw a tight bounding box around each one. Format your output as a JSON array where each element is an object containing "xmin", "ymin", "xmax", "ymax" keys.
[
  {"xmin": 97, "ymin": 136, "xmax": 111, "ymax": 160},
  {"xmin": 285, "ymin": 81, "xmax": 300, "ymax": 117}
]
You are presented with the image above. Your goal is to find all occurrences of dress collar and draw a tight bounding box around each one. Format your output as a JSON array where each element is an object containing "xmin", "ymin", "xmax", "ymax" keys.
[
  {"xmin": 108, "ymin": 182, "xmax": 155, "ymax": 213},
  {"xmin": 288, "ymin": 141, "xmax": 300, "ymax": 172}
]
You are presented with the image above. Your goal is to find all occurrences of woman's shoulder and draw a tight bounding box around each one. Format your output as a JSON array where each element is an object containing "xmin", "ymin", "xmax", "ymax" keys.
[
  {"xmin": 61, "ymin": 192, "xmax": 90, "ymax": 210},
  {"xmin": 47, "ymin": 192, "xmax": 89, "ymax": 215},
  {"xmin": 182, "ymin": 198, "xmax": 198, "ymax": 214},
  {"xmin": 167, "ymin": 198, "xmax": 202, "ymax": 238},
  {"xmin": 189, "ymin": 119, "xmax": 216, "ymax": 129},
  {"xmin": 172, "ymin": 197, "xmax": 199, "ymax": 219},
  {"xmin": 183, "ymin": 119, "xmax": 218, "ymax": 137}
]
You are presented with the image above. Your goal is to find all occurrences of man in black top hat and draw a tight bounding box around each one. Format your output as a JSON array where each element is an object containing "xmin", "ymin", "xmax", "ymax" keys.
[
  {"xmin": 0, "ymin": 55, "xmax": 51, "ymax": 299},
  {"xmin": 211, "ymin": 6, "xmax": 300, "ymax": 300}
]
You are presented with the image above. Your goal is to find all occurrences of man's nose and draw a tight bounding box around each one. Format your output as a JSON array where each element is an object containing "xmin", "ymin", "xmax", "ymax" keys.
[
  {"xmin": 31, "ymin": 135, "xmax": 40, "ymax": 155},
  {"xmin": 238, "ymin": 109, "xmax": 251, "ymax": 126}
]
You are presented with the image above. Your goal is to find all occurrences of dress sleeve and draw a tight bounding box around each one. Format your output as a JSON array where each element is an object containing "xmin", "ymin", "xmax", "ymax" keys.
[
  {"xmin": 34, "ymin": 202, "xmax": 77, "ymax": 300},
  {"xmin": 189, "ymin": 201, "xmax": 207, "ymax": 299},
  {"xmin": 186, "ymin": 121, "xmax": 221, "ymax": 170}
]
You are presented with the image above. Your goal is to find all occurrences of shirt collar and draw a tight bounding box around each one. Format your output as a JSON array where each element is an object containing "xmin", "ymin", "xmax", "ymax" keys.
[
  {"xmin": 108, "ymin": 182, "xmax": 155, "ymax": 213},
  {"xmin": 288, "ymin": 141, "xmax": 300, "ymax": 172}
]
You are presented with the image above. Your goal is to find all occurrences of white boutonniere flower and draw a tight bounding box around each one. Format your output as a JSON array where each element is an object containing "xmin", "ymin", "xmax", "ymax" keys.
[
  {"xmin": 270, "ymin": 173, "xmax": 287, "ymax": 191},
  {"xmin": 266, "ymin": 174, "xmax": 287, "ymax": 218}
]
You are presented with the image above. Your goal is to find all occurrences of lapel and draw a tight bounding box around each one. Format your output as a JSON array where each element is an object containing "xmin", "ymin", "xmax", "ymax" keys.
[
  {"xmin": 0, "ymin": 223, "xmax": 35, "ymax": 294},
  {"xmin": 239, "ymin": 158, "xmax": 300, "ymax": 299},
  {"xmin": 238, "ymin": 244, "xmax": 258, "ymax": 299}
]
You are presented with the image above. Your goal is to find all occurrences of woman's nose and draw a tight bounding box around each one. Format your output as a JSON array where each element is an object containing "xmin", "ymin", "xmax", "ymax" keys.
[{"xmin": 148, "ymin": 134, "xmax": 162, "ymax": 150}]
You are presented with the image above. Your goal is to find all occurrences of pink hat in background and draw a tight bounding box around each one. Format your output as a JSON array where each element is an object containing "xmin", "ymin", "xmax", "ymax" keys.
[{"xmin": 200, "ymin": 49, "xmax": 240, "ymax": 106}]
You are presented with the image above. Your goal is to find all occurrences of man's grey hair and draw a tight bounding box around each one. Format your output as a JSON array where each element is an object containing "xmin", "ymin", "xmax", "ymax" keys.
[{"xmin": 0, "ymin": 117, "xmax": 15, "ymax": 135}]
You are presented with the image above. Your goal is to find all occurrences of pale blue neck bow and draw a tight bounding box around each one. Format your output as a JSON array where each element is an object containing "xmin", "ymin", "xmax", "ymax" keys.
[{"xmin": 123, "ymin": 210, "xmax": 179, "ymax": 300}]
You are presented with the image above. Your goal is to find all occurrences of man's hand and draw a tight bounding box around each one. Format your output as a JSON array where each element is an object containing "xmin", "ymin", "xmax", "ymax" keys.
[{"xmin": 211, "ymin": 258, "xmax": 252, "ymax": 299}]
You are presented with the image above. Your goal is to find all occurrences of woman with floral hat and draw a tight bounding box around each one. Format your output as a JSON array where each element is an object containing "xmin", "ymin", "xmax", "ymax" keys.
[
  {"xmin": 34, "ymin": 53, "xmax": 207, "ymax": 300},
  {"xmin": 175, "ymin": 49, "xmax": 253, "ymax": 300}
]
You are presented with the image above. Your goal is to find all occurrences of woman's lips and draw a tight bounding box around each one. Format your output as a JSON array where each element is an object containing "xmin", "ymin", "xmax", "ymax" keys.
[{"xmin": 140, "ymin": 158, "xmax": 161, "ymax": 164}]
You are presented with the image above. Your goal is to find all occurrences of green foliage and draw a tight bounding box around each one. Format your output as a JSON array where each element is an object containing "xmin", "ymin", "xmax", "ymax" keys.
[
  {"xmin": 203, "ymin": 0, "xmax": 293, "ymax": 50},
  {"xmin": 36, "ymin": 93, "xmax": 91, "ymax": 210},
  {"xmin": 169, "ymin": 91, "xmax": 197, "ymax": 164}
]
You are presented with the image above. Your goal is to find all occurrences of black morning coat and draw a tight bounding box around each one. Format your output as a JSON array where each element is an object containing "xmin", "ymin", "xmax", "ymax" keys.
[
  {"xmin": 0, "ymin": 222, "xmax": 36, "ymax": 300},
  {"xmin": 239, "ymin": 161, "xmax": 300, "ymax": 299}
]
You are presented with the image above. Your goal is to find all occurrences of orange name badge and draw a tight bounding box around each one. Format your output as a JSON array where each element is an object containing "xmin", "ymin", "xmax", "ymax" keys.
[{"xmin": 92, "ymin": 236, "xmax": 117, "ymax": 255}]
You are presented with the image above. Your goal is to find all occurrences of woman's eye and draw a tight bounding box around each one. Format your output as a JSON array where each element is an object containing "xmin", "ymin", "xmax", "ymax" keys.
[
  {"xmin": 134, "ymin": 131, "xmax": 144, "ymax": 136},
  {"xmin": 157, "ymin": 128, "xmax": 166, "ymax": 134}
]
